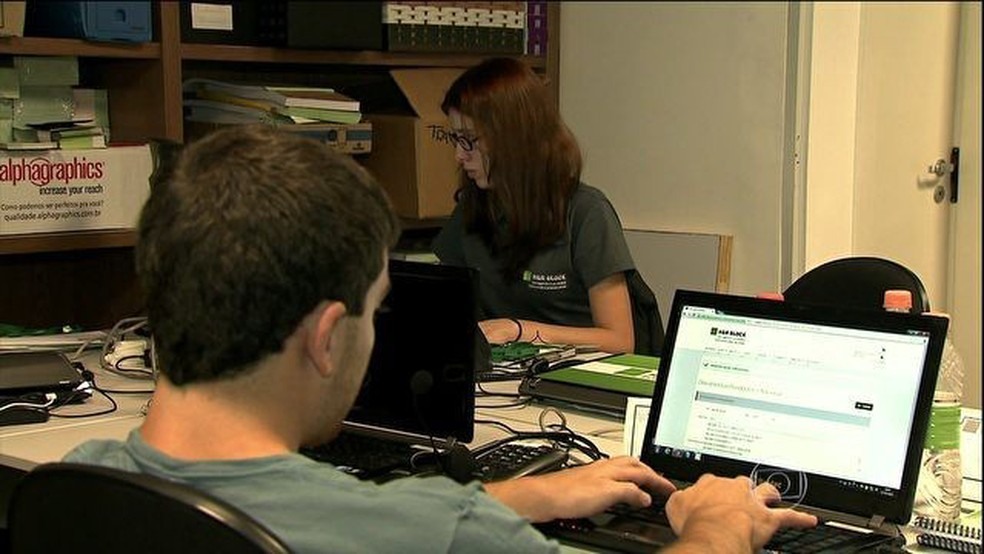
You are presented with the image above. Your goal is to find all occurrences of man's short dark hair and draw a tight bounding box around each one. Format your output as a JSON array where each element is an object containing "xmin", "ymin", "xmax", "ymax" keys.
[{"xmin": 136, "ymin": 126, "xmax": 400, "ymax": 386}]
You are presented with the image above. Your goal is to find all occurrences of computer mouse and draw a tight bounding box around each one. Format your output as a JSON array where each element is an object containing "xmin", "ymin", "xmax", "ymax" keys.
[{"xmin": 0, "ymin": 396, "xmax": 51, "ymax": 427}]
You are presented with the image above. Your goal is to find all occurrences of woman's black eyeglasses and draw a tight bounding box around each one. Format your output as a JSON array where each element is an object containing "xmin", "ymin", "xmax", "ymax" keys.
[{"xmin": 448, "ymin": 131, "xmax": 480, "ymax": 152}]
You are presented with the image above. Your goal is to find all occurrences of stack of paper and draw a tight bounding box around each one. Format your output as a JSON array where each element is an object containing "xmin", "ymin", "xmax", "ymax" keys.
[
  {"xmin": 1, "ymin": 57, "xmax": 111, "ymax": 151},
  {"xmin": 183, "ymin": 78, "xmax": 362, "ymax": 125}
]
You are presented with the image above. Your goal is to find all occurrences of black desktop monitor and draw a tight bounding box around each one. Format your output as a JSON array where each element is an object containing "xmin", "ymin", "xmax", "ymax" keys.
[{"xmin": 344, "ymin": 260, "xmax": 485, "ymax": 444}]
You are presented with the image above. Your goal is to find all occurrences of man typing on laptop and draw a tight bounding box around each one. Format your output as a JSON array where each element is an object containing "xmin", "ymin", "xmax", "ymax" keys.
[{"xmin": 64, "ymin": 126, "xmax": 815, "ymax": 552}]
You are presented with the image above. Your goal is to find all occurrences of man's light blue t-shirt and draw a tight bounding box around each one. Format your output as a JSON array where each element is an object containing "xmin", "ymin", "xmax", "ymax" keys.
[{"xmin": 65, "ymin": 431, "xmax": 559, "ymax": 553}]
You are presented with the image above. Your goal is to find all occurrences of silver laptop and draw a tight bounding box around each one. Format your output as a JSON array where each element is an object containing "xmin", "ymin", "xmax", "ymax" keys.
[{"xmin": 541, "ymin": 289, "xmax": 948, "ymax": 552}]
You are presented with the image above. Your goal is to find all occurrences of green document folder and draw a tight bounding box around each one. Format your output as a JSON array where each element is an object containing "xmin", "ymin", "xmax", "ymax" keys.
[{"xmin": 539, "ymin": 354, "xmax": 658, "ymax": 396}]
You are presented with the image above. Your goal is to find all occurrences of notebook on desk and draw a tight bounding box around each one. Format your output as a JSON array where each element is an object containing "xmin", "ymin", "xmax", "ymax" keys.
[
  {"xmin": 541, "ymin": 289, "xmax": 949, "ymax": 553},
  {"xmin": 301, "ymin": 260, "xmax": 486, "ymax": 476}
]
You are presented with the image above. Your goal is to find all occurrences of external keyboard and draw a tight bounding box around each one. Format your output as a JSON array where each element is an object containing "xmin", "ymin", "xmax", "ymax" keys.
[
  {"xmin": 302, "ymin": 435, "xmax": 570, "ymax": 483},
  {"xmin": 473, "ymin": 443, "xmax": 569, "ymax": 481}
]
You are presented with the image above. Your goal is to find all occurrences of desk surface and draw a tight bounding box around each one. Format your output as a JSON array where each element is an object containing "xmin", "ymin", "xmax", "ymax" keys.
[{"xmin": 0, "ymin": 356, "xmax": 625, "ymax": 466}]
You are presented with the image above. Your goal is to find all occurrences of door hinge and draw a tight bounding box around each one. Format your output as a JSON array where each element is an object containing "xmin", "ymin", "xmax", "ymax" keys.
[{"xmin": 950, "ymin": 146, "xmax": 960, "ymax": 203}]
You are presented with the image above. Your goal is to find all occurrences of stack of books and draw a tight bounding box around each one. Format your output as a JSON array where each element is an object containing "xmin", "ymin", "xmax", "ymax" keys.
[
  {"xmin": 0, "ymin": 56, "xmax": 111, "ymax": 151},
  {"xmin": 183, "ymin": 79, "xmax": 362, "ymax": 125},
  {"xmin": 182, "ymin": 78, "xmax": 370, "ymax": 154}
]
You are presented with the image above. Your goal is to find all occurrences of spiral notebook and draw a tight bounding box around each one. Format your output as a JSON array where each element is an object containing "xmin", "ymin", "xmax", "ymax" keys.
[{"xmin": 911, "ymin": 515, "xmax": 982, "ymax": 554}]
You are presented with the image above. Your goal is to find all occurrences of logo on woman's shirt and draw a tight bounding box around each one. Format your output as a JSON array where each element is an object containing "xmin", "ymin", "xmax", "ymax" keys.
[{"xmin": 522, "ymin": 270, "xmax": 568, "ymax": 291}]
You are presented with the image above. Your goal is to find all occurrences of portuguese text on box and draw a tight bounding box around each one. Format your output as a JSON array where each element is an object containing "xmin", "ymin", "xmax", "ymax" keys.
[{"xmin": 0, "ymin": 145, "xmax": 152, "ymax": 235}]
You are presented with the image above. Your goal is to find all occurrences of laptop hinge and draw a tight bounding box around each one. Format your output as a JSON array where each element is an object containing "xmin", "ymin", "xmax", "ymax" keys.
[{"xmin": 867, "ymin": 515, "xmax": 886, "ymax": 530}]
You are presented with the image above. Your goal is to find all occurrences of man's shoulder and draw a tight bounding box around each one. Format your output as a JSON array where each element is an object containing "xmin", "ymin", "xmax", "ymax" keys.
[{"xmin": 63, "ymin": 438, "xmax": 140, "ymax": 471}]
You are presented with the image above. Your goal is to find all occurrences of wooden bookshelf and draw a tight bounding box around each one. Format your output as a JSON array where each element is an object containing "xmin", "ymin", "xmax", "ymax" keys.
[
  {"xmin": 181, "ymin": 43, "xmax": 548, "ymax": 69},
  {"xmin": 0, "ymin": 36, "xmax": 162, "ymax": 58},
  {"xmin": 0, "ymin": 3, "xmax": 559, "ymax": 329}
]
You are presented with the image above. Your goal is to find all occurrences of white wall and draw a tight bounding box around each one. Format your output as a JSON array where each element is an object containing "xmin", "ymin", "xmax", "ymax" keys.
[
  {"xmin": 801, "ymin": 3, "xmax": 860, "ymax": 269},
  {"xmin": 559, "ymin": 2, "xmax": 793, "ymax": 296}
]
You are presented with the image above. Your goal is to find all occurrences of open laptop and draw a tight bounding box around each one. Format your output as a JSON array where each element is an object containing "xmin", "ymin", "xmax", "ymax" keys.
[
  {"xmin": 301, "ymin": 260, "xmax": 487, "ymax": 475},
  {"xmin": 344, "ymin": 259, "xmax": 484, "ymax": 444},
  {"xmin": 541, "ymin": 289, "xmax": 948, "ymax": 552}
]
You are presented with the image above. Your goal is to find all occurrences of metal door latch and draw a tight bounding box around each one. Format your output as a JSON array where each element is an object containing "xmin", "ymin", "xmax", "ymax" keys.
[{"xmin": 928, "ymin": 158, "xmax": 953, "ymax": 177}]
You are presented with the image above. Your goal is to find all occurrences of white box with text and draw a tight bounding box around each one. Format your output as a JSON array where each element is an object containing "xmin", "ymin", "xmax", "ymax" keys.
[{"xmin": 0, "ymin": 145, "xmax": 152, "ymax": 236}]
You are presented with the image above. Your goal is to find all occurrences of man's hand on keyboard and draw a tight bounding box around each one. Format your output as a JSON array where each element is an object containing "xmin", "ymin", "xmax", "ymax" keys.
[
  {"xmin": 663, "ymin": 474, "xmax": 818, "ymax": 554},
  {"xmin": 484, "ymin": 456, "xmax": 675, "ymax": 523}
]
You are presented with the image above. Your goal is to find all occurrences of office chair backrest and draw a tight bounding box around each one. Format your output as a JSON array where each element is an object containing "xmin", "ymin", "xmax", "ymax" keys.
[
  {"xmin": 627, "ymin": 270, "xmax": 665, "ymax": 356},
  {"xmin": 8, "ymin": 462, "xmax": 292, "ymax": 554},
  {"xmin": 783, "ymin": 256, "xmax": 931, "ymax": 314}
]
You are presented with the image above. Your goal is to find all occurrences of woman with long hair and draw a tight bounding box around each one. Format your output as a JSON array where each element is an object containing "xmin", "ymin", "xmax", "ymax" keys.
[{"xmin": 432, "ymin": 57, "xmax": 637, "ymax": 354}]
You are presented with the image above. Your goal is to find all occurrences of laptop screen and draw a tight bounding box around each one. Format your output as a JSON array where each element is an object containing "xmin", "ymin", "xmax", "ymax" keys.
[
  {"xmin": 344, "ymin": 260, "xmax": 482, "ymax": 444},
  {"xmin": 641, "ymin": 290, "xmax": 947, "ymax": 523}
]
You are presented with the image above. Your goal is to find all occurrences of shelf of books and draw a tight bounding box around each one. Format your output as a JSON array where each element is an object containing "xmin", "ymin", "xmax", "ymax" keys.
[{"xmin": 1, "ymin": 0, "xmax": 559, "ymax": 329}]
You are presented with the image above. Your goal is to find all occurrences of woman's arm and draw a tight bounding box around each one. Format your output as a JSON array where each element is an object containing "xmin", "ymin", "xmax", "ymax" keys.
[{"xmin": 480, "ymin": 272, "xmax": 635, "ymax": 353}]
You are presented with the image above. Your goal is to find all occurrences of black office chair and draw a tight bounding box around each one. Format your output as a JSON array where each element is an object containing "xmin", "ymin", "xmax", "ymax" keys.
[
  {"xmin": 627, "ymin": 270, "xmax": 665, "ymax": 356},
  {"xmin": 783, "ymin": 256, "xmax": 930, "ymax": 314},
  {"xmin": 7, "ymin": 462, "xmax": 292, "ymax": 554}
]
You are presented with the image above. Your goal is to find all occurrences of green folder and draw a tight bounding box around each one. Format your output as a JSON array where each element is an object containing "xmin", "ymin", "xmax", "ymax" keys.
[{"xmin": 537, "ymin": 353, "xmax": 659, "ymax": 397}]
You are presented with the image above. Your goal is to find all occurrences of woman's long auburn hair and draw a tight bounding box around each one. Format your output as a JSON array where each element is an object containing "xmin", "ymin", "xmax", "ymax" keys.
[{"xmin": 442, "ymin": 57, "xmax": 582, "ymax": 278}]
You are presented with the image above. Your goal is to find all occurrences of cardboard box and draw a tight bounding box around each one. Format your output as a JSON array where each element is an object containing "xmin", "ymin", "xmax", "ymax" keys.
[
  {"xmin": 0, "ymin": 1, "xmax": 26, "ymax": 37},
  {"xmin": 361, "ymin": 68, "xmax": 463, "ymax": 219},
  {"xmin": 0, "ymin": 145, "xmax": 152, "ymax": 235}
]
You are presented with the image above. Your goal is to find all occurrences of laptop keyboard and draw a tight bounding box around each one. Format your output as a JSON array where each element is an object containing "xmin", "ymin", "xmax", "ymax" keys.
[
  {"xmin": 541, "ymin": 500, "xmax": 897, "ymax": 554},
  {"xmin": 764, "ymin": 523, "xmax": 896, "ymax": 553},
  {"xmin": 300, "ymin": 432, "xmax": 417, "ymax": 479}
]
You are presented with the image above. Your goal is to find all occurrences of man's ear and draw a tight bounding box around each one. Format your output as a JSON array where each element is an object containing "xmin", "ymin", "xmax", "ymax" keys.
[{"xmin": 306, "ymin": 301, "xmax": 347, "ymax": 378}]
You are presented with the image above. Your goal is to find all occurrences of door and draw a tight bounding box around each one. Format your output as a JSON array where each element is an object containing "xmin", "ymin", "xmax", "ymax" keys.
[
  {"xmin": 948, "ymin": 2, "xmax": 981, "ymax": 409},
  {"xmin": 851, "ymin": 3, "xmax": 958, "ymax": 313}
]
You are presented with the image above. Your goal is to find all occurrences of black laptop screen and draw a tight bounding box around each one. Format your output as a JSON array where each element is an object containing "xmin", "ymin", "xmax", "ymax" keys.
[
  {"xmin": 640, "ymin": 290, "xmax": 947, "ymax": 523},
  {"xmin": 344, "ymin": 260, "xmax": 481, "ymax": 443}
]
